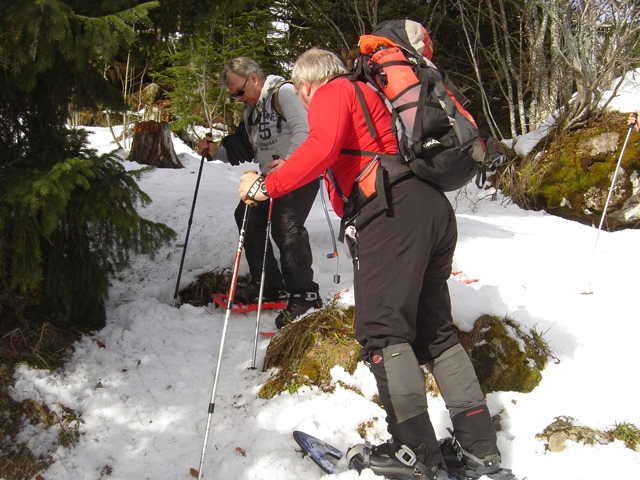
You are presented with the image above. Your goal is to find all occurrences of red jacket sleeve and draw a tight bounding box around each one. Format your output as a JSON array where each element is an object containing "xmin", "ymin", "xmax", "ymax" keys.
[
  {"xmin": 265, "ymin": 80, "xmax": 353, "ymax": 197},
  {"xmin": 264, "ymin": 77, "xmax": 398, "ymax": 217}
]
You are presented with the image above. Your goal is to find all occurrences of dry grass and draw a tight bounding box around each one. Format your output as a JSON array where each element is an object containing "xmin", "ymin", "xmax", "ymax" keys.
[
  {"xmin": 1, "ymin": 323, "xmax": 83, "ymax": 480},
  {"xmin": 606, "ymin": 422, "xmax": 640, "ymax": 451},
  {"xmin": 259, "ymin": 303, "xmax": 360, "ymax": 399},
  {"xmin": 178, "ymin": 269, "xmax": 251, "ymax": 306}
]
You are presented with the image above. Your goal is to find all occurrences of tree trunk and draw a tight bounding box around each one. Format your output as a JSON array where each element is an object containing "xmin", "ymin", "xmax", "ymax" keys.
[{"xmin": 127, "ymin": 121, "xmax": 183, "ymax": 168}]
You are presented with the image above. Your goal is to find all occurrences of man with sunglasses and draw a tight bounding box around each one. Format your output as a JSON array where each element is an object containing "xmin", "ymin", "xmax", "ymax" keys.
[{"xmin": 198, "ymin": 57, "xmax": 321, "ymax": 328}]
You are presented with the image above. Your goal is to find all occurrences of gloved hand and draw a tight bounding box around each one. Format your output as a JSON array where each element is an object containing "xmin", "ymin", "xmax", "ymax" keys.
[
  {"xmin": 628, "ymin": 112, "xmax": 639, "ymax": 132},
  {"xmin": 196, "ymin": 134, "xmax": 215, "ymax": 160}
]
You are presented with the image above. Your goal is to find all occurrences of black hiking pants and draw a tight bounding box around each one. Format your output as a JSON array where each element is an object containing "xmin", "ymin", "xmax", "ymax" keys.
[
  {"xmin": 346, "ymin": 176, "xmax": 497, "ymax": 463},
  {"xmin": 348, "ymin": 176, "xmax": 459, "ymax": 359},
  {"xmin": 234, "ymin": 178, "xmax": 319, "ymax": 296}
]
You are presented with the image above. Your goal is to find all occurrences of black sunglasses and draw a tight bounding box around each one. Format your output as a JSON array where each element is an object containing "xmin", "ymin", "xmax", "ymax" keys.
[{"xmin": 230, "ymin": 76, "xmax": 250, "ymax": 99}]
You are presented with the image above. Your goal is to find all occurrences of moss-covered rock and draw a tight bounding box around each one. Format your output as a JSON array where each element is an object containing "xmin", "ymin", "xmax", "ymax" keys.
[
  {"xmin": 181, "ymin": 272, "xmax": 555, "ymax": 399},
  {"xmin": 258, "ymin": 309, "xmax": 553, "ymax": 399},
  {"xmin": 455, "ymin": 315, "xmax": 553, "ymax": 394},
  {"xmin": 258, "ymin": 305, "xmax": 360, "ymax": 399},
  {"xmin": 507, "ymin": 112, "xmax": 640, "ymax": 230},
  {"xmin": 536, "ymin": 416, "xmax": 640, "ymax": 453},
  {"xmin": 537, "ymin": 416, "xmax": 608, "ymax": 452}
]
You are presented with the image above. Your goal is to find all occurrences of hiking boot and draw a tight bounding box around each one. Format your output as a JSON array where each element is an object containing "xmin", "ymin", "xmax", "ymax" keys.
[
  {"xmin": 439, "ymin": 437, "xmax": 517, "ymax": 480},
  {"xmin": 274, "ymin": 291, "xmax": 322, "ymax": 329},
  {"xmin": 234, "ymin": 282, "xmax": 283, "ymax": 305},
  {"xmin": 346, "ymin": 441, "xmax": 451, "ymax": 480}
]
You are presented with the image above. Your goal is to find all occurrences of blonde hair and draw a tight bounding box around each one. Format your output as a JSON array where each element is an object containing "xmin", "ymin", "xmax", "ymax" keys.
[{"xmin": 292, "ymin": 48, "xmax": 347, "ymax": 90}]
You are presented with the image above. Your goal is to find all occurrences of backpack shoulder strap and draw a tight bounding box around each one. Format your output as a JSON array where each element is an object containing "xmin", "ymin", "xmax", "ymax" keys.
[
  {"xmin": 271, "ymin": 80, "xmax": 292, "ymax": 130},
  {"xmin": 342, "ymin": 77, "xmax": 376, "ymax": 138},
  {"xmin": 438, "ymin": 69, "xmax": 471, "ymax": 109},
  {"xmin": 350, "ymin": 80, "xmax": 377, "ymax": 139}
]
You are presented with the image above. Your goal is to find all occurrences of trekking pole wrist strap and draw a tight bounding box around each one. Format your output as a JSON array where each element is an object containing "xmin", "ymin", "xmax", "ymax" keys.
[{"xmin": 246, "ymin": 175, "xmax": 268, "ymax": 201}]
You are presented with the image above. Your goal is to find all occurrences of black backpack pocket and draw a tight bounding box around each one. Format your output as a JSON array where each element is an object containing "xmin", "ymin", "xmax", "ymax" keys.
[{"xmin": 408, "ymin": 147, "xmax": 478, "ymax": 191}]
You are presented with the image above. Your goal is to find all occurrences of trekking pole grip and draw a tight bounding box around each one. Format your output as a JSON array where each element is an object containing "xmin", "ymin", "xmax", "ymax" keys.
[{"xmin": 243, "ymin": 169, "xmax": 259, "ymax": 206}]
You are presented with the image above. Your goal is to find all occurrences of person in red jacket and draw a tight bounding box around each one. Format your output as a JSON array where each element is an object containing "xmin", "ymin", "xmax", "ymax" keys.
[{"xmin": 239, "ymin": 48, "xmax": 515, "ymax": 480}]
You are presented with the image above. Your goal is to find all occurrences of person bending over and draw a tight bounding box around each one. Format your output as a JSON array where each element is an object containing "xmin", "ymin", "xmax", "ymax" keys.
[{"xmin": 238, "ymin": 47, "xmax": 516, "ymax": 480}]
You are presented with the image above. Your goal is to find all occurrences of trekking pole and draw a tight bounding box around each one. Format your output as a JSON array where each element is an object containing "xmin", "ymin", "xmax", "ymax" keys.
[
  {"xmin": 197, "ymin": 177, "xmax": 255, "ymax": 480},
  {"xmin": 249, "ymin": 196, "xmax": 274, "ymax": 370},
  {"xmin": 319, "ymin": 176, "xmax": 340, "ymax": 284},
  {"xmin": 172, "ymin": 134, "xmax": 212, "ymax": 307},
  {"xmin": 594, "ymin": 114, "xmax": 637, "ymax": 251}
]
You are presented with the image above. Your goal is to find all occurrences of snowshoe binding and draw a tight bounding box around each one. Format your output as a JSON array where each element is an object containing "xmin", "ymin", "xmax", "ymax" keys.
[
  {"xmin": 439, "ymin": 437, "xmax": 518, "ymax": 480},
  {"xmin": 346, "ymin": 440, "xmax": 452, "ymax": 480}
]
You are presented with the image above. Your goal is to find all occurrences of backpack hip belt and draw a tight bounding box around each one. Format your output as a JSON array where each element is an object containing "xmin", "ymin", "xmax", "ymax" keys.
[{"xmin": 335, "ymin": 151, "xmax": 414, "ymax": 242}]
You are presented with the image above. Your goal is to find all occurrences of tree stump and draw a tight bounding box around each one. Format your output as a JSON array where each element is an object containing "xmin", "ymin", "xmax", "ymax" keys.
[{"xmin": 127, "ymin": 121, "xmax": 183, "ymax": 168}]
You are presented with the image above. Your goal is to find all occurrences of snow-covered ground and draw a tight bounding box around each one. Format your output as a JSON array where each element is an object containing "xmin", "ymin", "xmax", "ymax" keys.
[{"xmin": 8, "ymin": 75, "xmax": 640, "ymax": 480}]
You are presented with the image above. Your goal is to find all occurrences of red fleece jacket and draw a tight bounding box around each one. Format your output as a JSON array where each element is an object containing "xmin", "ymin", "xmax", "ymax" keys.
[{"xmin": 264, "ymin": 76, "xmax": 398, "ymax": 217}]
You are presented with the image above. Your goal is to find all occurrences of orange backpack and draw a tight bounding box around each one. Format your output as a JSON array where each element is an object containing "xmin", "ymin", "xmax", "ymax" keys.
[{"xmin": 347, "ymin": 19, "xmax": 504, "ymax": 192}]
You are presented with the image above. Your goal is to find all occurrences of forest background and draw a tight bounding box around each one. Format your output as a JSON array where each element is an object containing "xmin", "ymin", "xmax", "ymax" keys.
[{"xmin": 1, "ymin": 0, "xmax": 639, "ymax": 330}]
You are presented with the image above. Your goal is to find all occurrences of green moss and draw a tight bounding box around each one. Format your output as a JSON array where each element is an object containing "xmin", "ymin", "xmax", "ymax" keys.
[
  {"xmin": 534, "ymin": 112, "xmax": 636, "ymax": 209},
  {"xmin": 456, "ymin": 315, "xmax": 553, "ymax": 394}
]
